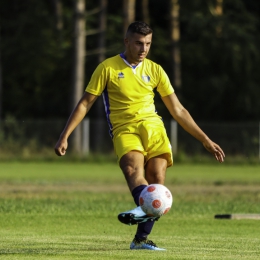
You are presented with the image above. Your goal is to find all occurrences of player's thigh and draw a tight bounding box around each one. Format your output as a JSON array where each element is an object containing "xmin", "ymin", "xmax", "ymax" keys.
[
  {"xmin": 145, "ymin": 154, "xmax": 168, "ymax": 185},
  {"xmin": 113, "ymin": 128, "xmax": 145, "ymax": 164},
  {"xmin": 141, "ymin": 120, "xmax": 173, "ymax": 167}
]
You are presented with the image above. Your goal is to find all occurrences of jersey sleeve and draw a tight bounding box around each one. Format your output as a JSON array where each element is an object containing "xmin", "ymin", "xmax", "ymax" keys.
[
  {"xmin": 156, "ymin": 66, "xmax": 174, "ymax": 97},
  {"xmin": 85, "ymin": 63, "xmax": 108, "ymax": 96}
]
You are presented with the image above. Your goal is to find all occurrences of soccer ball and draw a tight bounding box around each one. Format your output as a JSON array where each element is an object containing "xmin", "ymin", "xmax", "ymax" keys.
[{"xmin": 139, "ymin": 184, "xmax": 173, "ymax": 217}]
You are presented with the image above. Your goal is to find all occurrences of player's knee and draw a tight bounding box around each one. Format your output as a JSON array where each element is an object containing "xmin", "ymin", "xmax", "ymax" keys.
[
  {"xmin": 121, "ymin": 164, "xmax": 136, "ymax": 176},
  {"xmin": 145, "ymin": 157, "xmax": 167, "ymax": 173},
  {"xmin": 146, "ymin": 172, "xmax": 165, "ymax": 184}
]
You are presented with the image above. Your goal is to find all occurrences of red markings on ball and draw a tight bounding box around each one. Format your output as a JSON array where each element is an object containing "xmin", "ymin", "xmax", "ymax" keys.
[
  {"xmin": 152, "ymin": 199, "xmax": 161, "ymax": 209},
  {"xmin": 139, "ymin": 197, "xmax": 144, "ymax": 206},
  {"xmin": 163, "ymin": 207, "xmax": 171, "ymax": 214},
  {"xmin": 165, "ymin": 191, "xmax": 171, "ymax": 199},
  {"xmin": 147, "ymin": 186, "xmax": 156, "ymax": 192}
]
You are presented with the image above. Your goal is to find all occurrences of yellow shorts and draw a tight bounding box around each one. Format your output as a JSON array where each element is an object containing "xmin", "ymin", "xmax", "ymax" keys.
[{"xmin": 112, "ymin": 118, "xmax": 173, "ymax": 167}]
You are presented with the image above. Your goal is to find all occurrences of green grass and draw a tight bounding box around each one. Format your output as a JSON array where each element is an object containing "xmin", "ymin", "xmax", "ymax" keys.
[{"xmin": 0, "ymin": 162, "xmax": 259, "ymax": 259}]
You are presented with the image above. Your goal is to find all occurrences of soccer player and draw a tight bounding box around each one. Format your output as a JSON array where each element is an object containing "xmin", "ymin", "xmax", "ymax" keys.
[{"xmin": 54, "ymin": 21, "xmax": 225, "ymax": 250}]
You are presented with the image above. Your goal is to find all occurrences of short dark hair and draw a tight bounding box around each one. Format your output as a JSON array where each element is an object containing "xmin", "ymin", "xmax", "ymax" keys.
[{"xmin": 126, "ymin": 21, "xmax": 153, "ymax": 36}]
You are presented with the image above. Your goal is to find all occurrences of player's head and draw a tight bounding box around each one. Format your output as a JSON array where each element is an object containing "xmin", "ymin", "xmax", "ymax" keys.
[
  {"xmin": 125, "ymin": 21, "xmax": 153, "ymax": 37},
  {"xmin": 124, "ymin": 21, "xmax": 153, "ymax": 66}
]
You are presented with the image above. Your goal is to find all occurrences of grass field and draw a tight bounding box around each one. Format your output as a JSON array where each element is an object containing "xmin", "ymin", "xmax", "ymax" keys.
[{"xmin": 0, "ymin": 162, "xmax": 259, "ymax": 259}]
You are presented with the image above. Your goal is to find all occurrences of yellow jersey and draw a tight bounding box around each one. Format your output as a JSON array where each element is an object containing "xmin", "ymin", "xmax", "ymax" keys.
[{"xmin": 85, "ymin": 54, "xmax": 174, "ymax": 136}]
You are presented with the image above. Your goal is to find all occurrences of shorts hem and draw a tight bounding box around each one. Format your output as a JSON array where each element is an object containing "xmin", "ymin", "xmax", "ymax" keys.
[
  {"xmin": 117, "ymin": 149, "xmax": 145, "ymax": 164},
  {"xmin": 146, "ymin": 152, "xmax": 173, "ymax": 167}
]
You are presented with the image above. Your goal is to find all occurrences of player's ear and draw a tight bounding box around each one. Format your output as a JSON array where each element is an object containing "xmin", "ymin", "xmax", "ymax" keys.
[{"xmin": 124, "ymin": 37, "xmax": 129, "ymax": 46}]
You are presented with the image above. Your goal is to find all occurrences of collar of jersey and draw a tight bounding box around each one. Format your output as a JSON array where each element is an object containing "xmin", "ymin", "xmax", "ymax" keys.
[{"xmin": 120, "ymin": 53, "xmax": 142, "ymax": 70}]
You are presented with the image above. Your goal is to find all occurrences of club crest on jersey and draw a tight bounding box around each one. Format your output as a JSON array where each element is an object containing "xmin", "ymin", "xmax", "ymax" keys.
[
  {"xmin": 142, "ymin": 75, "xmax": 150, "ymax": 82},
  {"xmin": 118, "ymin": 72, "xmax": 124, "ymax": 79}
]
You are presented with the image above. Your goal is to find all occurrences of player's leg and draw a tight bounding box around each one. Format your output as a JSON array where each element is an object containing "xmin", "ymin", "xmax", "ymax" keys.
[
  {"xmin": 128, "ymin": 121, "xmax": 172, "ymax": 250},
  {"xmin": 117, "ymin": 120, "xmax": 172, "ymax": 226},
  {"xmin": 118, "ymin": 151, "xmax": 159, "ymax": 225},
  {"xmin": 119, "ymin": 151, "xmax": 165, "ymax": 250},
  {"xmin": 114, "ymin": 123, "xmax": 168, "ymax": 249},
  {"xmin": 112, "ymin": 125, "xmax": 149, "ymax": 221},
  {"xmin": 119, "ymin": 150, "xmax": 147, "ymax": 192},
  {"xmin": 113, "ymin": 128, "xmax": 156, "ymax": 225},
  {"xmin": 131, "ymin": 154, "xmax": 168, "ymax": 249},
  {"xmin": 144, "ymin": 154, "xmax": 168, "ymax": 185}
]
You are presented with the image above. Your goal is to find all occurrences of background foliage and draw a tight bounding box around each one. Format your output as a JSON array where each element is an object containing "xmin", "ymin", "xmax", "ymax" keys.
[{"xmin": 1, "ymin": 0, "xmax": 260, "ymax": 121}]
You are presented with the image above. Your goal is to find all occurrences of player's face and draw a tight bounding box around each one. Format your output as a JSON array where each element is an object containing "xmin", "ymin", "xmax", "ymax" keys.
[{"xmin": 124, "ymin": 33, "xmax": 152, "ymax": 66}]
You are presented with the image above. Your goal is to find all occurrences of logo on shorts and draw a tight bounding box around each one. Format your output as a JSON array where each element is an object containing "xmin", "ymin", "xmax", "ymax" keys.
[
  {"xmin": 118, "ymin": 72, "xmax": 124, "ymax": 79},
  {"xmin": 142, "ymin": 75, "xmax": 150, "ymax": 82}
]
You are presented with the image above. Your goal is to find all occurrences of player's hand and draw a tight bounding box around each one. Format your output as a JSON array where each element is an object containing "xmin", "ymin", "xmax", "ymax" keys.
[
  {"xmin": 202, "ymin": 139, "xmax": 225, "ymax": 163},
  {"xmin": 54, "ymin": 138, "xmax": 68, "ymax": 156}
]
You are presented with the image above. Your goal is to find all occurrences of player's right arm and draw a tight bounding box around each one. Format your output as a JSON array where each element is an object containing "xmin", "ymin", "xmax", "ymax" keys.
[{"xmin": 54, "ymin": 92, "xmax": 98, "ymax": 156}]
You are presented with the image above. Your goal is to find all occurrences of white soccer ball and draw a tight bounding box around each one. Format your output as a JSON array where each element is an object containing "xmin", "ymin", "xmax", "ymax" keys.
[{"xmin": 139, "ymin": 184, "xmax": 173, "ymax": 217}]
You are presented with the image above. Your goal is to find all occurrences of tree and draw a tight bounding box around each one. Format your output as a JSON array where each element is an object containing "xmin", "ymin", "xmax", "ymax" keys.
[
  {"xmin": 215, "ymin": 0, "xmax": 223, "ymax": 37},
  {"xmin": 123, "ymin": 0, "xmax": 136, "ymax": 35},
  {"xmin": 71, "ymin": 0, "xmax": 86, "ymax": 153},
  {"xmin": 0, "ymin": 0, "xmax": 260, "ymax": 122},
  {"xmin": 141, "ymin": 0, "xmax": 150, "ymax": 24},
  {"xmin": 51, "ymin": 0, "xmax": 64, "ymax": 44},
  {"xmin": 207, "ymin": 0, "xmax": 224, "ymax": 37},
  {"xmin": 98, "ymin": 0, "xmax": 107, "ymax": 63},
  {"xmin": 92, "ymin": 0, "xmax": 108, "ymax": 152},
  {"xmin": 170, "ymin": 0, "xmax": 182, "ymax": 93},
  {"xmin": 51, "ymin": 0, "xmax": 63, "ymax": 32},
  {"xmin": 0, "ymin": 27, "xmax": 2, "ymax": 120}
]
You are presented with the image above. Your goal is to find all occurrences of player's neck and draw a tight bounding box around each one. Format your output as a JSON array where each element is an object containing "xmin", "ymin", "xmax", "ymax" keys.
[{"xmin": 122, "ymin": 52, "xmax": 141, "ymax": 67}]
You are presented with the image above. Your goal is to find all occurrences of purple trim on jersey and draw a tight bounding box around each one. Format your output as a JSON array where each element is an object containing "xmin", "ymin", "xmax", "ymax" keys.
[
  {"xmin": 120, "ymin": 53, "xmax": 137, "ymax": 69},
  {"xmin": 120, "ymin": 53, "xmax": 126, "ymax": 59},
  {"xmin": 102, "ymin": 87, "xmax": 113, "ymax": 138}
]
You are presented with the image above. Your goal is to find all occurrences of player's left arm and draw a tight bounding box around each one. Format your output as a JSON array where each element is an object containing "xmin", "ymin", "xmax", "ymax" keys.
[{"xmin": 161, "ymin": 92, "xmax": 225, "ymax": 163}]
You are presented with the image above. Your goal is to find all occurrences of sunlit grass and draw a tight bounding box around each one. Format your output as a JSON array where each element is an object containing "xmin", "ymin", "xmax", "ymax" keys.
[{"xmin": 0, "ymin": 162, "xmax": 259, "ymax": 259}]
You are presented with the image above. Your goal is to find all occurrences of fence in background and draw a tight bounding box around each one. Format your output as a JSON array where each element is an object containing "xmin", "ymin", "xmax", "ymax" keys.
[{"xmin": 0, "ymin": 119, "xmax": 259, "ymax": 159}]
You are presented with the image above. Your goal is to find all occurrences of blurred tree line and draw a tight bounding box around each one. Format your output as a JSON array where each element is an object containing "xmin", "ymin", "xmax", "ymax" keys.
[{"xmin": 0, "ymin": 0, "xmax": 260, "ymax": 122}]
